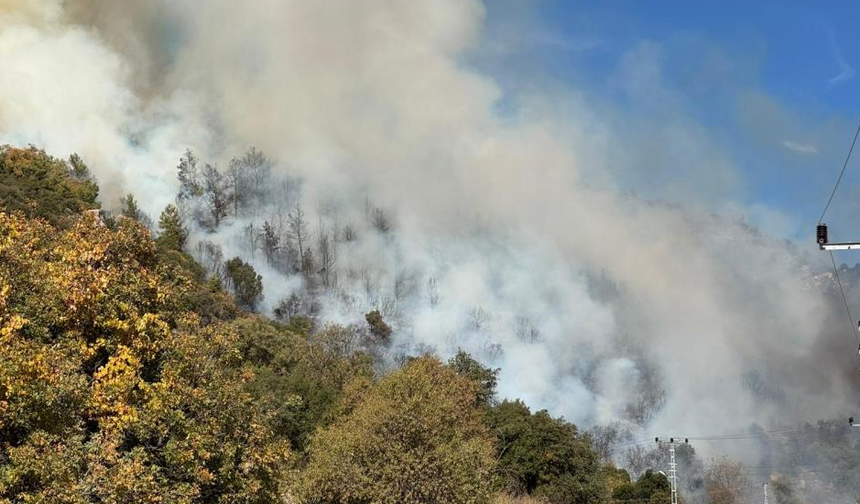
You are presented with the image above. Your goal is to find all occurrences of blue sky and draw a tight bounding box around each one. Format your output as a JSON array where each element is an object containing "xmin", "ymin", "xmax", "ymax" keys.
[{"xmin": 477, "ymin": 1, "xmax": 860, "ymax": 243}]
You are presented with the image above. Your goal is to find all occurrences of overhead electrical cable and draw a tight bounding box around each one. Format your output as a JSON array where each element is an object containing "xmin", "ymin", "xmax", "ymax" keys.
[
  {"xmin": 829, "ymin": 250, "xmax": 860, "ymax": 349},
  {"xmin": 608, "ymin": 426, "xmax": 810, "ymax": 455},
  {"xmin": 815, "ymin": 117, "xmax": 860, "ymax": 357},
  {"xmin": 685, "ymin": 426, "xmax": 806, "ymax": 441},
  {"xmin": 818, "ymin": 119, "xmax": 860, "ymax": 224}
]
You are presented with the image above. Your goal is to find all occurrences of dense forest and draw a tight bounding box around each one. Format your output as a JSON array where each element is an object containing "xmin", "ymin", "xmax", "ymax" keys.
[{"xmin": 1, "ymin": 145, "xmax": 859, "ymax": 504}]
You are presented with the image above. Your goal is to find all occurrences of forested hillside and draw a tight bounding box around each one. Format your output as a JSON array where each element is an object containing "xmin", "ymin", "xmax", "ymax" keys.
[
  {"xmin": 3, "ymin": 146, "xmax": 860, "ymax": 504},
  {"xmin": 0, "ymin": 146, "xmax": 659, "ymax": 504}
]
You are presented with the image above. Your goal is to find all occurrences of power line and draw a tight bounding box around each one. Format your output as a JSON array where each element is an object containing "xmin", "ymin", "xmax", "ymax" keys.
[
  {"xmin": 829, "ymin": 250, "xmax": 860, "ymax": 349},
  {"xmin": 741, "ymin": 468, "xmax": 826, "ymax": 478},
  {"xmin": 686, "ymin": 426, "xmax": 806, "ymax": 441},
  {"xmin": 818, "ymin": 118, "xmax": 860, "ymax": 224},
  {"xmin": 611, "ymin": 427, "xmax": 805, "ymax": 453},
  {"xmin": 610, "ymin": 438, "xmax": 661, "ymax": 452},
  {"xmin": 745, "ymin": 463, "xmax": 823, "ymax": 470}
]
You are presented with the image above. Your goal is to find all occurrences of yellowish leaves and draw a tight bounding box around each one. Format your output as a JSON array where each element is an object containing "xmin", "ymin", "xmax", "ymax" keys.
[
  {"xmin": 195, "ymin": 466, "xmax": 215, "ymax": 484},
  {"xmin": 0, "ymin": 282, "xmax": 10, "ymax": 312},
  {"xmin": 0, "ymin": 431, "xmax": 88, "ymax": 504},
  {"xmin": 90, "ymin": 345, "xmax": 141, "ymax": 432},
  {"xmin": 0, "ymin": 212, "xmax": 27, "ymax": 252},
  {"xmin": 300, "ymin": 356, "xmax": 495, "ymax": 504},
  {"xmin": 241, "ymin": 367, "xmax": 256, "ymax": 383},
  {"xmin": 131, "ymin": 313, "xmax": 170, "ymax": 358},
  {"xmin": 0, "ymin": 330, "xmax": 88, "ymax": 438},
  {"xmin": 0, "ymin": 210, "xmax": 291, "ymax": 502},
  {"xmin": 0, "ymin": 314, "xmax": 26, "ymax": 340}
]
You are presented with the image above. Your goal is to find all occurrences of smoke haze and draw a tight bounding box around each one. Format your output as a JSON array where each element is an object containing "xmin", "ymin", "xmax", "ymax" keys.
[{"xmin": 2, "ymin": 0, "xmax": 857, "ymax": 470}]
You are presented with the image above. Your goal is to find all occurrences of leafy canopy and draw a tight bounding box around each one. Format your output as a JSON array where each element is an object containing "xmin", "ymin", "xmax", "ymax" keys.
[
  {"xmin": 0, "ymin": 212, "xmax": 290, "ymax": 503},
  {"xmin": 487, "ymin": 400, "xmax": 606, "ymax": 504},
  {"xmin": 0, "ymin": 146, "xmax": 98, "ymax": 225},
  {"xmin": 299, "ymin": 356, "xmax": 497, "ymax": 504},
  {"xmin": 225, "ymin": 257, "xmax": 264, "ymax": 311}
]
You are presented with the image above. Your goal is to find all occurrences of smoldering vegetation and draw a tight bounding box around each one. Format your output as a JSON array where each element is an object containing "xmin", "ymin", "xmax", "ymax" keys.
[{"xmin": 145, "ymin": 143, "xmax": 860, "ymax": 501}]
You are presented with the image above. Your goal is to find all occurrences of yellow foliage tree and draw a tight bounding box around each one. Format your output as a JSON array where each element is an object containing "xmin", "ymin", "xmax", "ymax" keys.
[
  {"xmin": 0, "ymin": 212, "xmax": 290, "ymax": 503},
  {"xmin": 299, "ymin": 356, "xmax": 497, "ymax": 504}
]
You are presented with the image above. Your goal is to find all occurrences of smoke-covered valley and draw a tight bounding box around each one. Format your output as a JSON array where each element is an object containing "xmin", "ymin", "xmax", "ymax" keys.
[{"xmin": 3, "ymin": 0, "xmax": 860, "ymax": 499}]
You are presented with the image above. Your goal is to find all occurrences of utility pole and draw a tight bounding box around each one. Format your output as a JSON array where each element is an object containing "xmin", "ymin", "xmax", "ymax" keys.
[
  {"xmin": 655, "ymin": 437, "xmax": 689, "ymax": 504},
  {"xmin": 763, "ymin": 482, "xmax": 769, "ymax": 504}
]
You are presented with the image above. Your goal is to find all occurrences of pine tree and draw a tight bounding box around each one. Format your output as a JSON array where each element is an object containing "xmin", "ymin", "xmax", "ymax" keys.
[
  {"xmin": 244, "ymin": 147, "xmax": 272, "ymax": 209},
  {"xmin": 0, "ymin": 146, "xmax": 98, "ymax": 225},
  {"xmin": 226, "ymin": 156, "xmax": 250, "ymax": 216},
  {"xmin": 202, "ymin": 163, "xmax": 230, "ymax": 228},
  {"xmin": 68, "ymin": 153, "xmax": 92, "ymax": 180},
  {"xmin": 225, "ymin": 257, "xmax": 264, "ymax": 310},
  {"xmin": 302, "ymin": 246, "xmax": 316, "ymax": 284},
  {"xmin": 177, "ymin": 149, "xmax": 203, "ymax": 201},
  {"xmin": 120, "ymin": 193, "xmax": 152, "ymax": 227},
  {"xmin": 287, "ymin": 201, "xmax": 309, "ymax": 271},
  {"xmin": 157, "ymin": 204, "xmax": 187, "ymax": 251},
  {"xmin": 372, "ymin": 207, "xmax": 391, "ymax": 233},
  {"xmin": 262, "ymin": 221, "xmax": 280, "ymax": 267},
  {"xmin": 316, "ymin": 229, "xmax": 336, "ymax": 289}
]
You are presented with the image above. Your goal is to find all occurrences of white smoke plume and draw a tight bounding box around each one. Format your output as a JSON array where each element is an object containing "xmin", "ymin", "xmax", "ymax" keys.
[{"xmin": 2, "ymin": 0, "xmax": 856, "ymax": 472}]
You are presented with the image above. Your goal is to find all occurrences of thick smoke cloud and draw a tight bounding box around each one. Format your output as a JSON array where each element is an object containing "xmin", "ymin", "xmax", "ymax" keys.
[{"xmin": 1, "ymin": 0, "xmax": 856, "ymax": 466}]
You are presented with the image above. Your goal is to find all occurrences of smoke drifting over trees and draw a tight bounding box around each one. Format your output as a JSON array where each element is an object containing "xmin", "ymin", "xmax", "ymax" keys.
[{"xmin": 4, "ymin": 1, "xmax": 860, "ymax": 499}]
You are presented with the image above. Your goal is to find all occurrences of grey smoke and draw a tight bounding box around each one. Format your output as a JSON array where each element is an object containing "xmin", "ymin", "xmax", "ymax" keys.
[{"xmin": 2, "ymin": 0, "xmax": 858, "ymax": 479}]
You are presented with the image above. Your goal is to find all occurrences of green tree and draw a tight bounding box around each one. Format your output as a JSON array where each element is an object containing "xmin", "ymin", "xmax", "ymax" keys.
[
  {"xmin": 487, "ymin": 400, "xmax": 605, "ymax": 504},
  {"xmin": 68, "ymin": 153, "xmax": 92, "ymax": 180},
  {"xmin": 287, "ymin": 202, "xmax": 308, "ymax": 273},
  {"xmin": 121, "ymin": 194, "xmax": 142, "ymax": 220},
  {"xmin": 176, "ymin": 149, "xmax": 202, "ymax": 201},
  {"xmin": 202, "ymin": 163, "xmax": 230, "ymax": 228},
  {"xmin": 236, "ymin": 318, "xmax": 373, "ymax": 451},
  {"xmin": 612, "ymin": 470, "xmax": 671, "ymax": 503},
  {"xmin": 120, "ymin": 193, "xmax": 152, "ymax": 228},
  {"xmin": 365, "ymin": 310, "xmax": 392, "ymax": 341},
  {"xmin": 0, "ymin": 146, "xmax": 98, "ymax": 225},
  {"xmin": 225, "ymin": 257, "xmax": 263, "ymax": 311},
  {"xmin": 447, "ymin": 349, "xmax": 499, "ymax": 407},
  {"xmin": 261, "ymin": 220, "xmax": 280, "ymax": 267},
  {"xmin": 157, "ymin": 204, "xmax": 187, "ymax": 251},
  {"xmin": 299, "ymin": 356, "xmax": 496, "ymax": 504},
  {"xmin": 603, "ymin": 466, "xmax": 632, "ymax": 499}
]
